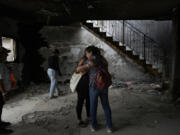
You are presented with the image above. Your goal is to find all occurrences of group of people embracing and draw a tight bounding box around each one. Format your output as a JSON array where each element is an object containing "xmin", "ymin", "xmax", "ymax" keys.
[{"xmin": 75, "ymin": 45, "xmax": 113, "ymax": 133}]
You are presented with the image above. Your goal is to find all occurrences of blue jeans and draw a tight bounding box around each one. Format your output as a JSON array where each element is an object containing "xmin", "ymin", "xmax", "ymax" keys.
[
  {"xmin": 89, "ymin": 87, "xmax": 112, "ymax": 129},
  {"xmin": 47, "ymin": 68, "xmax": 60, "ymax": 98}
]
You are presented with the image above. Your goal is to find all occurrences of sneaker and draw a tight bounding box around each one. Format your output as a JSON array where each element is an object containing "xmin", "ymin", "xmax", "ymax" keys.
[
  {"xmin": 0, "ymin": 128, "xmax": 13, "ymax": 134},
  {"xmin": 90, "ymin": 127, "xmax": 96, "ymax": 132},
  {"xmin": 0, "ymin": 121, "xmax": 11, "ymax": 127},
  {"xmin": 107, "ymin": 128, "xmax": 113, "ymax": 133}
]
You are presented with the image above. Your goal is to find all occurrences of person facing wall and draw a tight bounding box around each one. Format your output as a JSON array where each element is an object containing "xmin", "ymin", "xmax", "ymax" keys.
[{"xmin": 47, "ymin": 49, "xmax": 62, "ymax": 99}]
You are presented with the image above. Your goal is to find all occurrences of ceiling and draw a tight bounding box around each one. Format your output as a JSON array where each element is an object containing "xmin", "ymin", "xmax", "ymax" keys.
[{"xmin": 0, "ymin": 0, "xmax": 179, "ymax": 25}]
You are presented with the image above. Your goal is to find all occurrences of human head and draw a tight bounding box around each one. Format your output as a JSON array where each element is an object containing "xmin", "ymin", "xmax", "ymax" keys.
[
  {"xmin": 85, "ymin": 46, "xmax": 101, "ymax": 59},
  {"xmin": 53, "ymin": 49, "xmax": 60, "ymax": 56},
  {"xmin": 0, "ymin": 46, "xmax": 11, "ymax": 62}
]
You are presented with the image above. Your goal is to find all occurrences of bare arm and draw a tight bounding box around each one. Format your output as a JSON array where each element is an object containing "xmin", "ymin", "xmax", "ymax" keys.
[
  {"xmin": 76, "ymin": 61, "xmax": 94, "ymax": 72},
  {"xmin": 76, "ymin": 57, "xmax": 88, "ymax": 73},
  {"xmin": 78, "ymin": 57, "xmax": 87, "ymax": 66}
]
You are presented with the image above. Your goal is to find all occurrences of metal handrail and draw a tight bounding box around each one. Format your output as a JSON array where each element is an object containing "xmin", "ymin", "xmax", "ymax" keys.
[
  {"xmin": 123, "ymin": 21, "xmax": 160, "ymax": 46},
  {"xmin": 86, "ymin": 20, "xmax": 164, "ymax": 73}
]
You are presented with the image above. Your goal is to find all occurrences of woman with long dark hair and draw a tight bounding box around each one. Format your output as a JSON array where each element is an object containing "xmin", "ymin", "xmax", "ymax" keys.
[
  {"xmin": 77, "ymin": 46, "xmax": 113, "ymax": 133},
  {"xmin": 76, "ymin": 55, "xmax": 90, "ymax": 127}
]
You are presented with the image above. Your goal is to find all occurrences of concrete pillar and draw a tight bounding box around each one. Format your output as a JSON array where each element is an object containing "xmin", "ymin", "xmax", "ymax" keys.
[{"xmin": 171, "ymin": 6, "xmax": 180, "ymax": 101}]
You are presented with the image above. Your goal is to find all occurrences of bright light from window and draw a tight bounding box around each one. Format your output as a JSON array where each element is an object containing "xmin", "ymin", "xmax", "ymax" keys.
[{"xmin": 2, "ymin": 37, "xmax": 16, "ymax": 62}]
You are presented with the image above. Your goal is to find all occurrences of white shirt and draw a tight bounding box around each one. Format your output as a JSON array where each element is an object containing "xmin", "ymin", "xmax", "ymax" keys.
[{"xmin": 0, "ymin": 63, "xmax": 11, "ymax": 91}]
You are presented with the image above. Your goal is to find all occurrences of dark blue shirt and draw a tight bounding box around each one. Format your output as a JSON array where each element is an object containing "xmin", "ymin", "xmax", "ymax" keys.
[{"xmin": 48, "ymin": 55, "xmax": 61, "ymax": 74}]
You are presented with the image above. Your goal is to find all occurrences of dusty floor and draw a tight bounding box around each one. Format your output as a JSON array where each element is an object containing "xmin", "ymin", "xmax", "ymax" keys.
[{"xmin": 2, "ymin": 82, "xmax": 180, "ymax": 135}]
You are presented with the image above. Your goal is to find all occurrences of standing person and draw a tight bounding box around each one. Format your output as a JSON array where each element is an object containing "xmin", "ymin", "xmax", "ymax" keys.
[
  {"xmin": 47, "ymin": 49, "xmax": 62, "ymax": 99},
  {"xmin": 77, "ymin": 46, "xmax": 113, "ymax": 133},
  {"xmin": 0, "ymin": 46, "xmax": 13, "ymax": 134},
  {"xmin": 76, "ymin": 56, "xmax": 90, "ymax": 127}
]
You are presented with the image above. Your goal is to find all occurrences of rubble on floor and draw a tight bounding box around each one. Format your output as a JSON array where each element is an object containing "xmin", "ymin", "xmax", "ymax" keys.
[{"xmin": 2, "ymin": 82, "xmax": 180, "ymax": 135}]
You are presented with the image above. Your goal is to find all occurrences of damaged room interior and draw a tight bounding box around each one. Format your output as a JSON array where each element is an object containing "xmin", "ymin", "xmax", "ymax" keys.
[{"xmin": 0, "ymin": 0, "xmax": 180, "ymax": 135}]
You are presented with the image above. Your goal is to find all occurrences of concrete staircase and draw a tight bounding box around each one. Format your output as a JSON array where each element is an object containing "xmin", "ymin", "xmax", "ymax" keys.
[{"xmin": 81, "ymin": 20, "xmax": 164, "ymax": 77}]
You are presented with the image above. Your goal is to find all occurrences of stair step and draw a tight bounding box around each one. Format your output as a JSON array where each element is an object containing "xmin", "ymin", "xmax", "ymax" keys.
[
  {"xmin": 106, "ymin": 33, "xmax": 112, "ymax": 37},
  {"xmin": 93, "ymin": 23, "xmax": 100, "ymax": 28},
  {"xmin": 112, "ymin": 41, "xmax": 120, "ymax": 47},
  {"xmin": 132, "ymin": 51, "xmax": 138, "ymax": 55},
  {"xmin": 132, "ymin": 55, "xmax": 139, "ymax": 59},
  {"xmin": 140, "ymin": 59, "xmax": 146, "ymax": 64},
  {"xmin": 86, "ymin": 20, "xmax": 93, "ymax": 23},
  {"xmin": 99, "ymin": 32, "xmax": 107, "ymax": 38},
  {"xmin": 118, "ymin": 46, "xmax": 126, "ymax": 51},
  {"xmin": 99, "ymin": 27, "xmax": 106, "ymax": 32},
  {"xmin": 92, "ymin": 27, "xmax": 100, "ymax": 33},
  {"xmin": 126, "ymin": 50, "xmax": 133, "ymax": 56},
  {"xmin": 158, "ymin": 69, "xmax": 163, "ymax": 73},
  {"xmin": 145, "ymin": 61, "xmax": 151, "ymax": 65},
  {"xmin": 84, "ymin": 22, "xmax": 93, "ymax": 28},
  {"xmin": 152, "ymin": 65, "xmax": 158, "ymax": 69},
  {"xmin": 146, "ymin": 64, "xmax": 153, "ymax": 68},
  {"xmin": 106, "ymin": 37, "xmax": 113, "ymax": 41},
  {"xmin": 126, "ymin": 46, "xmax": 132, "ymax": 51},
  {"xmin": 119, "ymin": 42, "xmax": 124, "ymax": 46},
  {"xmin": 152, "ymin": 64, "xmax": 162, "ymax": 72},
  {"xmin": 139, "ymin": 55, "xmax": 145, "ymax": 60}
]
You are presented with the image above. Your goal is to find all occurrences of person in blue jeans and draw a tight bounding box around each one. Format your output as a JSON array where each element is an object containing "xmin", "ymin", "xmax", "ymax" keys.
[
  {"xmin": 47, "ymin": 49, "xmax": 62, "ymax": 99},
  {"xmin": 77, "ymin": 46, "xmax": 113, "ymax": 133}
]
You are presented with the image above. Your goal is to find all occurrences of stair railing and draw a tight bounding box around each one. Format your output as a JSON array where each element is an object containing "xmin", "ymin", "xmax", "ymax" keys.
[{"xmin": 86, "ymin": 20, "xmax": 164, "ymax": 73}]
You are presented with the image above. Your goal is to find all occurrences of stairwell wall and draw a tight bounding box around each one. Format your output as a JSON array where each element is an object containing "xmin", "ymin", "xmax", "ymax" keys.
[{"xmin": 39, "ymin": 24, "xmax": 155, "ymax": 83}]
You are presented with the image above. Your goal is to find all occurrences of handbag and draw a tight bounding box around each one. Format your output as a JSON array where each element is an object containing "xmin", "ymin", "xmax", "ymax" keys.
[{"xmin": 70, "ymin": 72, "xmax": 82, "ymax": 93}]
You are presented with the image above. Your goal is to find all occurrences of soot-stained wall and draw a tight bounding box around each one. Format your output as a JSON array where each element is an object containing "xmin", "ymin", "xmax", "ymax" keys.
[{"xmin": 39, "ymin": 24, "xmax": 155, "ymax": 83}]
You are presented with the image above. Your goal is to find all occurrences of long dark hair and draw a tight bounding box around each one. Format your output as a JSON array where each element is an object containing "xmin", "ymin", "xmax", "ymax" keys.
[{"xmin": 85, "ymin": 46, "xmax": 108, "ymax": 68}]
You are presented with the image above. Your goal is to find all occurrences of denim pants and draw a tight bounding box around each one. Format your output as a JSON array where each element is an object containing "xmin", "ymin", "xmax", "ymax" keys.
[
  {"xmin": 47, "ymin": 68, "xmax": 60, "ymax": 98},
  {"xmin": 89, "ymin": 87, "xmax": 112, "ymax": 129}
]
